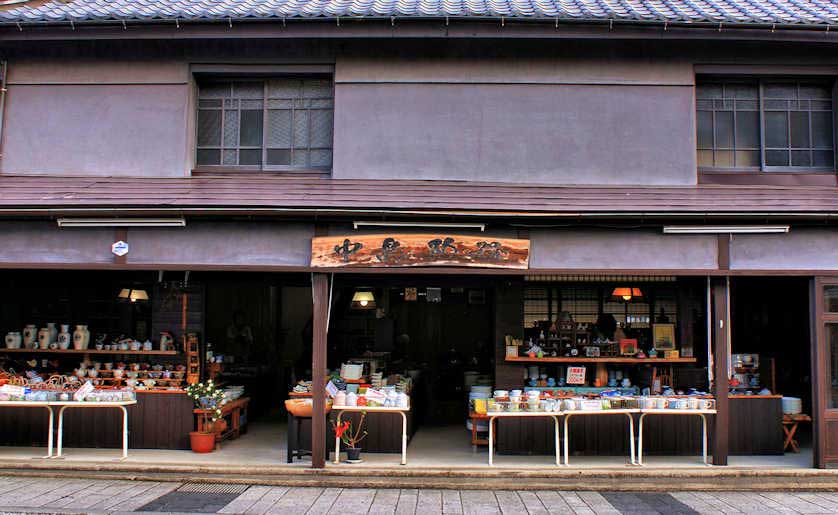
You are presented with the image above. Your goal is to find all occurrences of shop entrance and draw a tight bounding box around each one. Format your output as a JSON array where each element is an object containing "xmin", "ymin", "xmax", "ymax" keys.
[
  {"xmin": 730, "ymin": 277, "xmax": 814, "ymax": 465},
  {"xmin": 322, "ymin": 276, "xmax": 495, "ymax": 461}
]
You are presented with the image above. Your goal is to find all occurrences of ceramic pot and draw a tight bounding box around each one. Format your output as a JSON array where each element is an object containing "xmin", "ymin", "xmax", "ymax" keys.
[
  {"xmin": 47, "ymin": 323, "xmax": 57, "ymax": 346},
  {"xmin": 22, "ymin": 325, "xmax": 37, "ymax": 349},
  {"xmin": 160, "ymin": 332, "xmax": 173, "ymax": 351},
  {"xmin": 189, "ymin": 431, "xmax": 216, "ymax": 453},
  {"xmin": 4, "ymin": 332, "xmax": 21, "ymax": 349},
  {"xmin": 73, "ymin": 325, "xmax": 89, "ymax": 350},
  {"xmin": 57, "ymin": 325, "xmax": 71, "ymax": 350},
  {"xmin": 37, "ymin": 327, "xmax": 50, "ymax": 350}
]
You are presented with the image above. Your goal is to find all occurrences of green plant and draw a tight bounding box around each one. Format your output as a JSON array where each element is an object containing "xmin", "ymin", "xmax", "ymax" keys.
[
  {"xmin": 332, "ymin": 412, "xmax": 368, "ymax": 449},
  {"xmin": 186, "ymin": 380, "xmax": 226, "ymax": 432}
]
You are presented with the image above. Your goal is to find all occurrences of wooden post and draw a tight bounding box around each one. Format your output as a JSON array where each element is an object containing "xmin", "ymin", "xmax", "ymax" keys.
[
  {"xmin": 311, "ymin": 273, "xmax": 329, "ymax": 468},
  {"xmin": 711, "ymin": 277, "xmax": 730, "ymax": 466},
  {"xmin": 811, "ymin": 278, "xmax": 825, "ymax": 468}
]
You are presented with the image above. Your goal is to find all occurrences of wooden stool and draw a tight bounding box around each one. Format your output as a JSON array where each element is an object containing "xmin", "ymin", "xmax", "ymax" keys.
[
  {"xmin": 469, "ymin": 412, "xmax": 490, "ymax": 447},
  {"xmin": 782, "ymin": 413, "xmax": 811, "ymax": 453}
]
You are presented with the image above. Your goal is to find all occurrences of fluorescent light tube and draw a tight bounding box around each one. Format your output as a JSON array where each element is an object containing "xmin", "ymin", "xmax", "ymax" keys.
[
  {"xmin": 57, "ymin": 217, "xmax": 186, "ymax": 228},
  {"xmin": 663, "ymin": 225, "xmax": 789, "ymax": 234}
]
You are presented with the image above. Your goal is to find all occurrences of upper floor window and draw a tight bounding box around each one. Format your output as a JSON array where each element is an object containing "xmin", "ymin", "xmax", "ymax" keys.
[
  {"xmin": 196, "ymin": 78, "xmax": 333, "ymax": 170},
  {"xmin": 697, "ymin": 79, "xmax": 834, "ymax": 171}
]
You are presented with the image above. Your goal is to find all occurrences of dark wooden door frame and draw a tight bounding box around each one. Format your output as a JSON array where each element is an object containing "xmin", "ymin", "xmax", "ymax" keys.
[
  {"xmin": 311, "ymin": 272, "xmax": 330, "ymax": 468},
  {"xmin": 813, "ymin": 277, "xmax": 838, "ymax": 469},
  {"xmin": 712, "ymin": 276, "xmax": 730, "ymax": 466}
]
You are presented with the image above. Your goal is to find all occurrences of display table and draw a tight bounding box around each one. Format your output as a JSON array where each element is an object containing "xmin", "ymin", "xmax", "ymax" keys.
[
  {"xmin": 332, "ymin": 405, "xmax": 410, "ymax": 465},
  {"xmin": 194, "ymin": 396, "xmax": 250, "ymax": 448},
  {"xmin": 783, "ymin": 413, "xmax": 812, "ymax": 453},
  {"xmin": 564, "ymin": 409, "xmax": 639, "ymax": 466},
  {"xmin": 55, "ymin": 400, "xmax": 137, "ymax": 459},
  {"xmin": 637, "ymin": 409, "xmax": 716, "ymax": 465},
  {"xmin": 486, "ymin": 412, "xmax": 562, "ymax": 466},
  {"xmin": 0, "ymin": 401, "xmax": 57, "ymax": 458}
]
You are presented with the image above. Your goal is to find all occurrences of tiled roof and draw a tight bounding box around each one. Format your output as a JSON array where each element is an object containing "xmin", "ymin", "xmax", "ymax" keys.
[
  {"xmin": 1, "ymin": 175, "xmax": 837, "ymax": 216},
  {"xmin": 0, "ymin": 0, "xmax": 836, "ymax": 26}
]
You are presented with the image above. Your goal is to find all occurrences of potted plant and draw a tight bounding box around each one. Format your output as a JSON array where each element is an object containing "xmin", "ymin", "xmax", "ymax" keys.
[
  {"xmin": 333, "ymin": 411, "xmax": 368, "ymax": 463},
  {"xmin": 186, "ymin": 380, "xmax": 226, "ymax": 453}
]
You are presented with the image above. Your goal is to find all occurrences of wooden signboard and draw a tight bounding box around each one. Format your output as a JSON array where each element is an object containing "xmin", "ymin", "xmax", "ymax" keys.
[{"xmin": 311, "ymin": 234, "xmax": 530, "ymax": 269}]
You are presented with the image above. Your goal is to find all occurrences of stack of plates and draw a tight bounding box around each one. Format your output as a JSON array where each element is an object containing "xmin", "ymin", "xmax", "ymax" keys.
[{"xmin": 782, "ymin": 397, "xmax": 803, "ymax": 415}]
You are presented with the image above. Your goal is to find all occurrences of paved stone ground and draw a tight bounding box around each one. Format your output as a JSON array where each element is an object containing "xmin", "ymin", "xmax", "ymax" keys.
[{"xmin": 2, "ymin": 476, "xmax": 838, "ymax": 514}]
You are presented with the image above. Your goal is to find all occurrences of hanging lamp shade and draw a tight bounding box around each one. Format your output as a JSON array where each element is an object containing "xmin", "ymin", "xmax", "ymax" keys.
[
  {"xmin": 118, "ymin": 288, "xmax": 149, "ymax": 303},
  {"xmin": 611, "ymin": 287, "xmax": 643, "ymax": 302},
  {"xmin": 351, "ymin": 290, "xmax": 376, "ymax": 309}
]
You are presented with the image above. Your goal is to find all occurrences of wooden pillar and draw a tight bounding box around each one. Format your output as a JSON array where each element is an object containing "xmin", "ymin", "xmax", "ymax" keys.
[
  {"xmin": 711, "ymin": 277, "xmax": 730, "ymax": 466},
  {"xmin": 311, "ymin": 272, "xmax": 329, "ymax": 469}
]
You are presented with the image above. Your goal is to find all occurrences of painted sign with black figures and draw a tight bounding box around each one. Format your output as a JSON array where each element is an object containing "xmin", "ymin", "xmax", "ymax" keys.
[{"xmin": 311, "ymin": 234, "xmax": 530, "ymax": 269}]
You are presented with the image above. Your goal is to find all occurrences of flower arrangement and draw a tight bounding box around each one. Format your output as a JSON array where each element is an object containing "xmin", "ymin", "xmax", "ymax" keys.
[
  {"xmin": 186, "ymin": 380, "xmax": 226, "ymax": 433},
  {"xmin": 333, "ymin": 411, "xmax": 368, "ymax": 449}
]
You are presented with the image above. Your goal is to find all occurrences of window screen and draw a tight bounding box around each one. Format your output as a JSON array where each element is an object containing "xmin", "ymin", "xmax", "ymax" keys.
[
  {"xmin": 696, "ymin": 79, "xmax": 835, "ymax": 171},
  {"xmin": 197, "ymin": 79, "xmax": 334, "ymax": 169}
]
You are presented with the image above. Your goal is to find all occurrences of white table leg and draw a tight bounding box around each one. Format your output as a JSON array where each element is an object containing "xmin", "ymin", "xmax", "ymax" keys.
[
  {"xmin": 701, "ymin": 414, "xmax": 708, "ymax": 465},
  {"xmin": 120, "ymin": 406, "xmax": 129, "ymax": 459},
  {"xmin": 488, "ymin": 416, "xmax": 495, "ymax": 466},
  {"xmin": 563, "ymin": 415, "xmax": 571, "ymax": 466},
  {"xmin": 333, "ymin": 411, "xmax": 342, "ymax": 464},
  {"xmin": 55, "ymin": 406, "xmax": 67, "ymax": 458},
  {"xmin": 43, "ymin": 406, "xmax": 54, "ymax": 459},
  {"xmin": 399, "ymin": 412, "xmax": 407, "ymax": 465},
  {"xmin": 552, "ymin": 416, "xmax": 560, "ymax": 466},
  {"xmin": 627, "ymin": 413, "xmax": 636, "ymax": 465},
  {"xmin": 637, "ymin": 413, "xmax": 646, "ymax": 466}
]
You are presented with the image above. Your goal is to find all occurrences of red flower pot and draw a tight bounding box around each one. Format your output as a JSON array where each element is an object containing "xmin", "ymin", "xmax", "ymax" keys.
[{"xmin": 189, "ymin": 431, "xmax": 216, "ymax": 453}]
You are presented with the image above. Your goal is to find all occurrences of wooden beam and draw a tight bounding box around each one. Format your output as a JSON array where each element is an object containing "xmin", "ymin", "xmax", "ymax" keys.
[
  {"xmin": 712, "ymin": 277, "xmax": 730, "ymax": 466},
  {"xmin": 311, "ymin": 272, "xmax": 330, "ymax": 468},
  {"xmin": 717, "ymin": 234, "xmax": 730, "ymax": 271}
]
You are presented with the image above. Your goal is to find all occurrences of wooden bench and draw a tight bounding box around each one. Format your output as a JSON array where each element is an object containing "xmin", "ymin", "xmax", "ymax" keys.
[{"xmin": 194, "ymin": 397, "xmax": 250, "ymax": 448}]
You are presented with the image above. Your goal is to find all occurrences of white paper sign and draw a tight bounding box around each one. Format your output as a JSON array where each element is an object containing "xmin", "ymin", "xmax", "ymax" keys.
[
  {"xmin": 567, "ymin": 366, "xmax": 586, "ymax": 385},
  {"xmin": 73, "ymin": 381, "xmax": 95, "ymax": 401},
  {"xmin": 111, "ymin": 240, "xmax": 130, "ymax": 257}
]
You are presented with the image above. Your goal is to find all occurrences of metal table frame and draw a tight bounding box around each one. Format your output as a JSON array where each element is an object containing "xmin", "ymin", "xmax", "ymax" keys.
[
  {"xmin": 563, "ymin": 409, "xmax": 639, "ymax": 466},
  {"xmin": 0, "ymin": 401, "xmax": 55, "ymax": 458},
  {"xmin": 486, "ymin": 411, "xmax": 562, "ymax": 466},
  {"xmin": 55, "ymin": 400, "xmax": 137, "ymax": 460},
  {"xmin": 637, "ymin": 408, "xmax": 716, "ymax": 466},
  {"xmin": 332, "ymin": 405, "xmax": 410, "ymax": 465}
]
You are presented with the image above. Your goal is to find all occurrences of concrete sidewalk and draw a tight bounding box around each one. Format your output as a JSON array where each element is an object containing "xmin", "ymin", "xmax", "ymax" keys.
[{"xmin": 2, "ymin": 476, "xmax": 838, "ymax": 514}]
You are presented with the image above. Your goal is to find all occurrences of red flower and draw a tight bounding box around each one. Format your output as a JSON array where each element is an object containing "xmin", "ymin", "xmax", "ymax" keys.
[{"xmin": 334, "ymin": 421, "xmax": 351, "ymax": 439}]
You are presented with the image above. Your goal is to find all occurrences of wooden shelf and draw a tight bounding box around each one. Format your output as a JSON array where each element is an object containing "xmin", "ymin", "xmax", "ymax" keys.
[
  {"xmin": 505, "ymin": 356, "xmax": 697, "ymax": 364},
  {"xmin": 0, "ymin": 348, "xmax": 178, "ymax": 356}
]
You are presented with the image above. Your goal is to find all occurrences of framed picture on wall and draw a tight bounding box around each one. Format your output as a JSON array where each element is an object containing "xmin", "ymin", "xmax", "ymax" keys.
[{"xmin": 653, "ymin": 323, "xmax": 676, "ymax": 350}]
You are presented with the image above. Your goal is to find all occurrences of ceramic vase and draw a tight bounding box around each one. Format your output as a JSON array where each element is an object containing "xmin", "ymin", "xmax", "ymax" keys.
[
  {"xmin": 37, "ymin": 327, "xmax": 50, "ymax": 350},
  {"xmin": 4, "ymin": 332, "xmax": 21, "ymax": 349},
  {"xmin": 47, "ymin": 323, "xmax": 57, "ymax": 346},
  {"xmin": 58, "ymin": 325, "xmax": 71, "ymax": 350},
  {"xmin": 73, "ymin": 325, "xmax": 90, "ymax": 350},
  {"xmin": 22, "ymin": 325, "xmax": 37, "ymax": 349}
]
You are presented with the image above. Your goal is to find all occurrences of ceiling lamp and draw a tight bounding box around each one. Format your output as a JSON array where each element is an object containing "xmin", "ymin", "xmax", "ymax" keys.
[
  {"xmin": 611, "ymin": 287, "xmax": 643, "ymax": 302},
  {"xmin": 119, "ymin": 288, "xmax": 149, "ymax": 303},
  {"xmin": 351, "ymin": 290, "xmax": 376, "ymax": 310}
]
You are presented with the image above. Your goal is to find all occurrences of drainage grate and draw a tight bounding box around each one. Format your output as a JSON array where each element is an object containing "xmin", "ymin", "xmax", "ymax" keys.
[{"xmin": 177, "ymin": 482, "xmax": 251, "ymax": 494}]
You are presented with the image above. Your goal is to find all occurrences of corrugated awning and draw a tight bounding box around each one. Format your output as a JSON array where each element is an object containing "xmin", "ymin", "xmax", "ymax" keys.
[{"xmin": 1, "ymin": 174, "xmax": 838, "ymax": 217}]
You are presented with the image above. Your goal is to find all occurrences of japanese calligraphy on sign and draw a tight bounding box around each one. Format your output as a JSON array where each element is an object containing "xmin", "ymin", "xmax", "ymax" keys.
[{"xmin": 311, "ymin": 234, "xmax": 530, "ymax": 269}]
